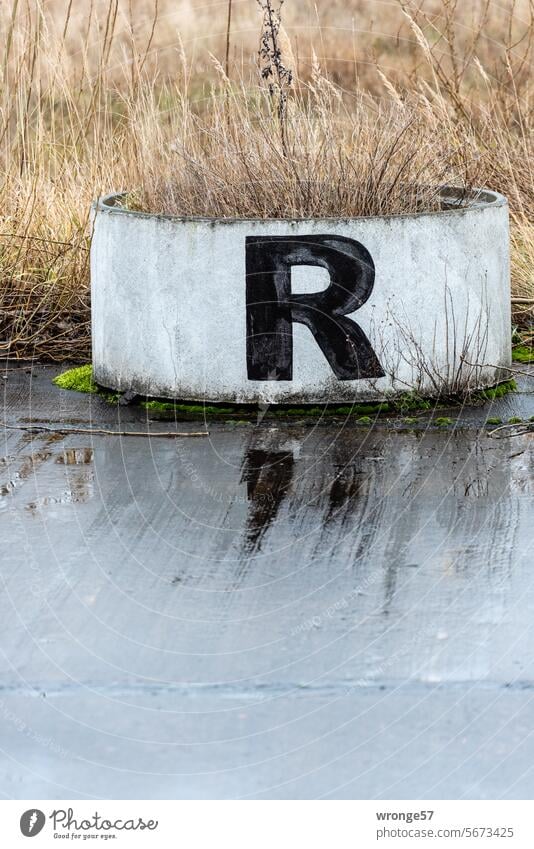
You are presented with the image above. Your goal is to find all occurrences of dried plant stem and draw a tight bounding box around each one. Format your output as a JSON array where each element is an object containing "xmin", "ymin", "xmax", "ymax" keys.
[
  {"xmin": 256, "ymin": 0, "xmax": 292, "ymax": 154},
  {"xmin": 0, "ymin": 421, "xmax": 208, "ymax": 438},
  {"xmin": 225, "ymin": 0, "xmax": 233, "ymax": 79}
]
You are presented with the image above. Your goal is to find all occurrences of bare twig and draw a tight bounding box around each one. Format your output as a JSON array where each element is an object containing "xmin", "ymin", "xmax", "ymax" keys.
[
  {"xmin": 487, "ymin": 422, "xmax": 533, "ymax": 439},
  {"xmin": 0, "ymin": 421, "xmax": 208, "ymax": 438},
  {"xmin": 460, "ymin": 358, "xmax": 534, "ymax": 379}
]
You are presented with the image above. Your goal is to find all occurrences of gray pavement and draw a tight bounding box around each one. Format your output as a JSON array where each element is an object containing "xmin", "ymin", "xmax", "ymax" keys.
[{"xmin": 1, "ymin": 363, "xmax": 533, "ymax": 799}]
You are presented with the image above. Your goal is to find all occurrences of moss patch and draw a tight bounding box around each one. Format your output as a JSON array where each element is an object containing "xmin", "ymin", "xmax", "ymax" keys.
[
  {"xmin": 512, "ymin": 345, "xmax": 534, "ymax": 363},
  {"xmin": 476, "ymin": 379, "xmax": 517, "ymax": 401},
  {"xmin": 143, "ymin": 399, "xmax": 234, "ymax": 416},
  {"xmin": 395, "ymin": 393, "xmax": 432, "ymax": 412},
  {"xmin": 434, "ymin": 416, "xmax": 453, "ymax": 427},
  {"xmin": 53, "ymin": 365, "xmax": 118, "ymax": 402},
  {"xmin": 53, "ymin": 364, "xmax": 98, "ymax": 394},
  {"xmin": 52, "ymin": 366, "xmax": 518, "ymax": 421}
]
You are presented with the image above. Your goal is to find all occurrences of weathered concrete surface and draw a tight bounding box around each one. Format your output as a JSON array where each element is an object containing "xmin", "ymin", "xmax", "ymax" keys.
[
  {"xmin": 91, "ymin": 190, "xmax": 511, "ymax": 403},
  {"xmin": 1, "ymin": 363, "xmax": 534, "ymax": 799}
]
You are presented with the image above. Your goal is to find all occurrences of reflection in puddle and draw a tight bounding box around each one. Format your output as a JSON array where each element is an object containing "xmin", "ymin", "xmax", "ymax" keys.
[
  {"xmin": 325, "ymin": 464, "xmax": 366, "ymax": 525},
  {"xmin": 0, "ymin": 450, "xmax": 52, "ymax": 503},
  {"xmin": 463, "ymin": 477, "xmax": 490, "ymax": 497},
  {"xmin": 14, "ymin": 450, "xmax": 52, "ymax": 479},
  {"xmin": 240, "ymin": 448, "xmax": 294, "ymax": 554},
  {"xmin": 237, "ymin": 439, "xmax": 385, "ymax": 560},
  {"xmin": 56, "ymin": 448, "xmax": 94, "ymax": 465},
  {"xmin": 0, "ymin": 444, "xmax": 94, "ymax": 512},
  {"xmin": 0, "ymin": 480, "xmax": 16, "ymax": 497},
  {"xmin": 26, "ymin": 469, "xmax": 94, "ymax": 511}
]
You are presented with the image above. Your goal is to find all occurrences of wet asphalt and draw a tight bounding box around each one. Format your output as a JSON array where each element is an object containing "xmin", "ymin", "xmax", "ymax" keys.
[{"xmin": 1, "ymin": 363, "xmax": 533, "ymax": 799}]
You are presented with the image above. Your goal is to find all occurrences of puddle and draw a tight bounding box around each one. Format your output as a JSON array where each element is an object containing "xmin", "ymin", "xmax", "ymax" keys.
[
  {"xmin": 0, "ymin": 480, "xmax": 16, "ymax": 497},
  {"xmin": 26, "ymin": 467, "xmax": 94, "ymax": 511},
  {"xmin": 0, "ymin": 444, "xmax": 94, "ymax": 511},
  {"xmin": 0, "ymin": 450, "xmax": 53, "ymax": 504},
  {"xmin": 324, "ymin": 463, "xmax": 367, "ymax": 525},
  {"xmin": 2, "ymin": 423, "xmax": 534, "ymax": 701},
  {"xmin": 20, "ymin": 417, "xmax": 90, "ymax": 425},
  {"xmin": 2, "ymin": 426, "xmax": 533, "ymax": 581},
  {"xmin": 56, "ymin": 448, "xmax": 94, "ymax": 465},
  {"xmin": 240, "ymin": 448, "xmax": 295, "ymax": 554}
]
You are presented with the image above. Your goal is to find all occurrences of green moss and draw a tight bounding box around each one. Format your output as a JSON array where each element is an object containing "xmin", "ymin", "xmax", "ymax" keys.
[
  {"xmin": 142, "ymin": 399, "xmax": 234, "ymax": 416},
  {"xmin": 335, "ymin": 402, "xmax": 390, "ymax": 416},
  {"xmin": 274, "ymin": 402, "xmax": 389, "ymax": 417},
  {"xmin": 274, "ymin": 407, "xmax": 310, "ymax": 417},
  {"xmin": 476, "ymin": 379, "xmax": 517, "ymax": 401},
  {"xmin": 434, "ymin": 416, "xmax": 453, "ymax": 427},
  {"xmin": 52, "ymin": 366, "xmax": 518, "ymax": 422},
  {"xmin": 508, "ymin": 416, "xmax": 523, "ymax": 424},
  {"xmin": 395, "ymin": 392, "xmax": 432, "ymax": 412},
  {"xmin": 402, "ymin": 416, "xmax": 418, "ymax": 425},
  {"xmin": 53, "ymin": 365, "xmax": 119, "ymax": 403},
  {"xmin": 512, "ymin": 345, "xmax": 534, "ymax": 363},
  {"xmin": 53, "ymin": 364, "xmax": 98, "ymax": 394},
  {"xmin": 486, "ymin": 417, "xmax": 502, "ymax": 425}
]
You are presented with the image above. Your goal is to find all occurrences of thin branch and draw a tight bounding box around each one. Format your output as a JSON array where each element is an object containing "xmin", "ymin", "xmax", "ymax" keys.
[
  {"xmin": 460, "ymin": 357, "xmax": 534, "ymax": 379},
  {"xmin": 0, "ymin": 421, "xmax": 208, "ymax": 438},
  {"xmin": 487, "ymin": 422, "xmax": 533, "ymax": 438}
]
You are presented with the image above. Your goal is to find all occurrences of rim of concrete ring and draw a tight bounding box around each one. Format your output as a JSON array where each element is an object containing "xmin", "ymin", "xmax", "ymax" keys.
[{"xmin": 94, "ymin": 187, "xmax": 507, "ymax": 225}]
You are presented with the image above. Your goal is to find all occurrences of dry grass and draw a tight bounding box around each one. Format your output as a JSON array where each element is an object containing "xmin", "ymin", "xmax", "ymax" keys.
[
  {"xmin": 0, "ymin": 0, "xmax": 532, "ymax": 360},
  {"xmin": 131, "ymin": 76, "xmax": 481, "ymax": 220}
]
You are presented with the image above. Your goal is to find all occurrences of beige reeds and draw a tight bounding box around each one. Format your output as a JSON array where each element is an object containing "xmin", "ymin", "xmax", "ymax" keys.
[{"xmin": 0, "ymin": 0, "xmax": 531, "ymax": 360}]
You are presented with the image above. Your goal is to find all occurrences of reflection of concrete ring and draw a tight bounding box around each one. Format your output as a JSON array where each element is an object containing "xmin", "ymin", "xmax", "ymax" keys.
[{"xmin": 91, "ymin": 188, "xmax": 510, "ymax": 403}]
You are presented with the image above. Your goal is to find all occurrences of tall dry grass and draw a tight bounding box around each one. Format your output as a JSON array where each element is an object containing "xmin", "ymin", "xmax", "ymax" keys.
[{"xmin": 0, "ymin": 0, "xmax": 532, "ymax": 360}]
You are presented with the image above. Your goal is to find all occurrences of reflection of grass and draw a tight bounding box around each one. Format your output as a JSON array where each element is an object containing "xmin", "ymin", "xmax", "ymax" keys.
[
  {"xmin": 52, "ymin": 366, "xmax": 518, "ymax": 421},
  {"xmin": 272, "ymin": 403, "xmax": 391, "ymax": 417}
]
